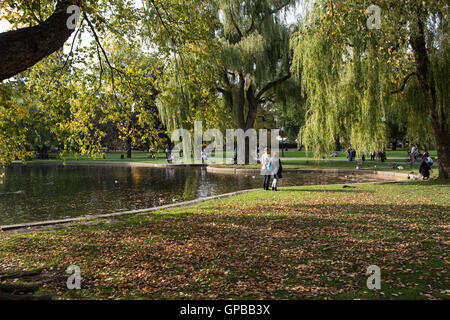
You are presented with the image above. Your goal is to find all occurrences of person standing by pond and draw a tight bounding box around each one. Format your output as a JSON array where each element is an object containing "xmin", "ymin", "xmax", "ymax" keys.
[
  {"xmin": 261, "ymin": 148, "xmax": 272, "ymax": 191},
  {"xmin": 165, "ymin": 147, "xmax": 169, "ymax": 159},
  {"xmin": 410, "ymin": 145, "xmax": 416, "ymax": 164},
  {"xmin": 271, "ymin": 152, "xmax": 283, "ymax": 191}
]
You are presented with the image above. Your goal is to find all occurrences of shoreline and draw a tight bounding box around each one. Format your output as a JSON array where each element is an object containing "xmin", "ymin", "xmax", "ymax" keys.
[
  {"xmin": 1, "ymin": 162, "xmax": 415, "ymax": 232},
  {"xmin": 206, "ymin": 166, "xmax": 413, "ymax": 181},
  {"xmin": 1, "ymin": 179, "xmax": 447, "ymax": 300},
  {"xmin": 0, "ymin": 188, "xmax": 257, "ymax": 232},
  {"xmin": 0, "ymin": 179, "xmax": 409, "ymax": 233},
  {"xmin": 9, "ymin": 160, "xmax": 418, "ymax": 178}
]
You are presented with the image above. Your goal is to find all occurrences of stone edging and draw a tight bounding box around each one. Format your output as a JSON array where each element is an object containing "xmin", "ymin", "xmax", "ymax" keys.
[
  {"xmin": 0, "ymin": 189, "xmax": 255, "ymax": 232},
  {"xmin": 206, "ymin": 166, "xmax": 414, "ymax": 181},
  {"xmin": 0, "ymin": 179, "xmax": 410, "ymax": 233}
]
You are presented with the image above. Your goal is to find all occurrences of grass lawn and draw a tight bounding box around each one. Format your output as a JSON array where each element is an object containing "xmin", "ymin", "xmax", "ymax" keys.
[{"xmin": 0, "ymin": 180, "xmax": 448, "ymax": 300}]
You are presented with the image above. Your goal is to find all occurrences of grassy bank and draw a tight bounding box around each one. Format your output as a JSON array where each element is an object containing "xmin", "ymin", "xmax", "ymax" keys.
[{"xmin": 0, "ymin": 181, "xmax": 448, "ymax": 300}]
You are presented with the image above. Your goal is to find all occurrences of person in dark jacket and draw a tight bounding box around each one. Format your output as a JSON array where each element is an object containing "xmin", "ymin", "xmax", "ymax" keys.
[
  {"xmin": 419, "ymin": 160, "xmax": 432, "ymax": 180},
  {"xmin": 270, "ymin": 152, "xmax": 283, "ymax": 191}
]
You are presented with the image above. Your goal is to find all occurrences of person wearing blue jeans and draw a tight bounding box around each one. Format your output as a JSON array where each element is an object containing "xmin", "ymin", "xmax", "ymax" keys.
[{"xmin": 261, "ymin": 148, "xmax": 272, "ymax": 190}]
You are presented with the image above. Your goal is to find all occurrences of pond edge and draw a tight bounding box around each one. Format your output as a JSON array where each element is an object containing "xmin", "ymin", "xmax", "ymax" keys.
[{"xmin": 0, "ymin": 167, "xmax": 414, "ymax": 233}]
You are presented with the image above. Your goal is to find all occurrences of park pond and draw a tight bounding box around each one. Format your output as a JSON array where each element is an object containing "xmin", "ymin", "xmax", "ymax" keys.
[{"xmin": 0, "ymin": 164, "xmax": 383, "ymax": 226}]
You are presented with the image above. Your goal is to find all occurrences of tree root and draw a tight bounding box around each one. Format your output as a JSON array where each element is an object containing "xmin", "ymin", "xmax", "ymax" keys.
[{"xmin": 0, "ymin": 268, "xmax": 65, "ymax": 300}]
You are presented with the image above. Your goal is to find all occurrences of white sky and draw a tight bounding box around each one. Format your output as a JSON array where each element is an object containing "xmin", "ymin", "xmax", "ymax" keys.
[{"xmin": 0, "ymin": 19, "xmax": 11, "ymax": 31}]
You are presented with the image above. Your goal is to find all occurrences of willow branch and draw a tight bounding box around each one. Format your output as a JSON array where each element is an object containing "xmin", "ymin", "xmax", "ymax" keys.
[
  {"xmin": 256, "ymin": 72, "xmax": 291, "ymax": 100},
  {"xmin": 391, "ymin": 72, "xmax": 416, "ymax": 95}
]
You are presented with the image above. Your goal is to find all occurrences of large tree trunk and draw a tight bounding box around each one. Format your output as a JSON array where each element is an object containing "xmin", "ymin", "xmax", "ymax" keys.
[
  {"xmin": 235, "ymin": 74, "xmax": 258, "ymax": 165},
  {"xmin": 126, "ymin": 137, "xmax": 132, "ymax": 159},
  {"xmin": 410, "ymin": 11, "xmax": 450, "ymax": 179},
  {"xmin": 335, "ymin": 137, "xmax": 342, "ymax": 152},
  {"xmin": 431, "ymin": 116, "xmax": 450, "ymax": 179},
  {"xmin": 229, "ymin": 72, "xmax": 291, "ymax": 164},
  {"xmin": 0, "ymin": 0, "xmax": 78, "ymax": 82},
  {"xmin": 391, "ymin": 141, "xmax": 397, "ymax": 151},
  {"xmin": 236, "ymin": 73, "xmax": 246, "ymax": 131}
]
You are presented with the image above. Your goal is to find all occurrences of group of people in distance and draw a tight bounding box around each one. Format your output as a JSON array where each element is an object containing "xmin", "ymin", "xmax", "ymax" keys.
[
  {"xmin": 347, "ymin": 148, "xmax": 357, "ymax": 162},
  {"xmin": 165, "ymin": 147, "xmax": 208, "ymax": 164},
  {"xmin": 409, "ymin": 145, "xmax": 432, "ymax": 165},
  {"xmin": 260, "ymin": 148, "xmax": 283, "ymax": 191},
  {"xmin": 370, "ymin": 149, "xmax": 387, "ymax": 162},
  {"xmin": 346, "ymin": 148, "xmax": 387, "ymax": 163}
]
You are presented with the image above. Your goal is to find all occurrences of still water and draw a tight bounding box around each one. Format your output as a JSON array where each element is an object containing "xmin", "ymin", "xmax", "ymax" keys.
[{"xmin": 0, "ymin": 164, "xmax": 379, "ymax": 226}]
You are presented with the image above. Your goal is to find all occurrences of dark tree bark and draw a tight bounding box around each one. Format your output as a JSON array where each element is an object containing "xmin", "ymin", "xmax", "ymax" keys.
[
  {"xmin": 430, "ymin": 109, "xmax": 450, "ymax": 179},
  {"xmin": 410, "ymin": 10, "xmax": 450, "ymax": 179},
  {"xmin": 0, "ymin": 0, "xmax": 78, "ymax": 82},
  {"xmin": 391, "ymin": 141, "xmax": 398, "ymax": 151},
  {"xmin": 335, "ymin": 137, "xmax": 342, "ymax": 152},
  {"xmin": 126, "ymin": 137, "xmax": 132, "ymax": 159},
  {"xmin": 236, "ymin": 73, "xmax": 246, "ymax": 130},
  {"xmin": 231, "ymin": 73, "xmax": 291, "ymax": 164}
]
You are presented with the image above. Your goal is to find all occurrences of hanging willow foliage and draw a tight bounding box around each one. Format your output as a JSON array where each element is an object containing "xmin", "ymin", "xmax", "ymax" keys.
[
  {"xmin": 293, "ymin": 3, "xmax": 390, "ymax": 156},
  {"xmin": 293, "ymin": 0, "xmax": 449, "ymax": 175}
]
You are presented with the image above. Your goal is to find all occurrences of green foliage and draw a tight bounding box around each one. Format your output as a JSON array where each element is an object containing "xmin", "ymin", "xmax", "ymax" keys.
[
  {"xmin": 0, "ymin": 81, "xmax": 33, "ymax": 165},
  {"xmin": 0, "ymin": 0, "xmax": 187, "ymax": 162},
  {"xmin": 156, "ymin": 0, "xmax": 304, "ymax": 135},
  {"xmin": 217, "ymin": 0, "xmax": 301, "ymax": 128},
  {"xmin": 293, "ymin": 0, "xmax": 449, "ymax": 157},
  {"xmin": 143, "ymin": 0, "xmax": 228, "ymax": 133}
]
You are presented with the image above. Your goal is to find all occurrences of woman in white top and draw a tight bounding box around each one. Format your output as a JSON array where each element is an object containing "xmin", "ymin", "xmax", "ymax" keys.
[{"xmin": 261, "ymin": 148, "xmax": 272, "ymax": 190}]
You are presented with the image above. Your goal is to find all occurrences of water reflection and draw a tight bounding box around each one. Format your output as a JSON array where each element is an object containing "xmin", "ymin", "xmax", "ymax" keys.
[{"xmin": 0, "ymin": 165, "xmax": 379, "ymax": 225}]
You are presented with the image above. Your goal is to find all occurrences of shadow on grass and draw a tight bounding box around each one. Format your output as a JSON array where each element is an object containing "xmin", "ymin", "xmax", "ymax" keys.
[
  {"xmin": 278, "ymin": 188, "xmax": 373, "ymax": 194},
  {"xmin": 2, "ymin": 202, "xmax": 448, "ymax": 300}
]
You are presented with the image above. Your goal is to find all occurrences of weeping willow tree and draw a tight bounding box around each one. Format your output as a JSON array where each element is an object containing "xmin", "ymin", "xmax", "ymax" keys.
[
  {"xmin": 293, "ymin": 0, "xmax": 449, "ymax": 178},
  {"xmin": 212, "ymin": 0, "xmax": 303, "ymax": 163},
  {"xmin": 155, "ymin": 0, "xmax": 302, "ymax": 163},
  {"xmin": 156, "ymin": 39, "xmax": 226, "ymax": 133},
  {"xmin": 217, "ymin": 0, "xmax": 299, "ymax": 130},
  {"xmin": 158, "ymin": 0, "xmax": 302, "ymax": 135}
]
